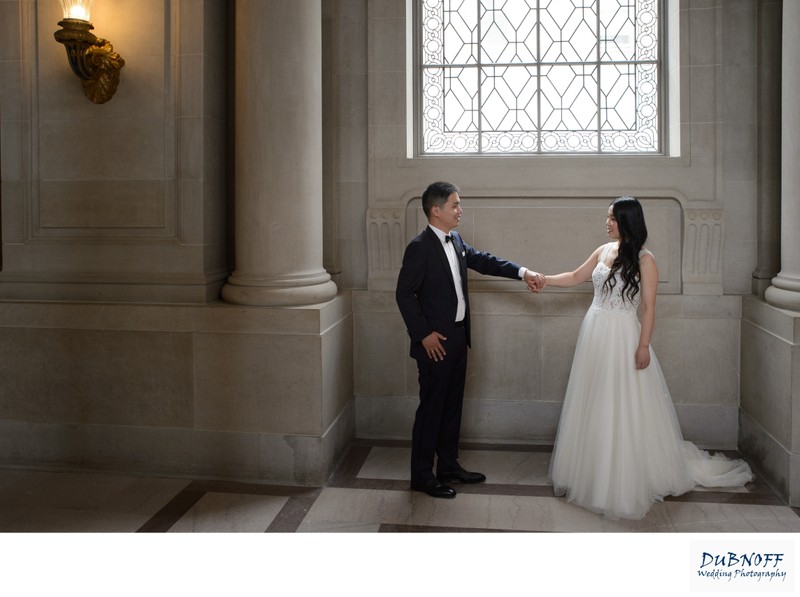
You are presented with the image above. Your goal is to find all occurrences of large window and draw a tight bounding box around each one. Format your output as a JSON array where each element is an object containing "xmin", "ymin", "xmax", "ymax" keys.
[{"xmin": 417, "ymin": 0, "xmax": 661, "ymax": 155}]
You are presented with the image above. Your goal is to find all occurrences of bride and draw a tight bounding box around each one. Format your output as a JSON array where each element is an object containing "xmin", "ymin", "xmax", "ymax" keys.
[{"xmin": 539, "ymin": 196, "xmax": 753, "ymax": 520}]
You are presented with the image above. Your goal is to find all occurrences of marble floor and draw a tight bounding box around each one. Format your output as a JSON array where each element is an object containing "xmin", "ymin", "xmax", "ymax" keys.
[
  {"xmin": 1, "ymin": 440, "xmax": 794, "ymax": 534},
  {"xmin": 1, "ymin": 440, "xmax": 797, "ymax": 594}
]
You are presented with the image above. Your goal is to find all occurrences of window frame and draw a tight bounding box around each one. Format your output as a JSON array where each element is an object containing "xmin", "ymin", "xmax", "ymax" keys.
[{"xmin": 412, "ymin": 0, "xmax": 668, "ymax": 157}]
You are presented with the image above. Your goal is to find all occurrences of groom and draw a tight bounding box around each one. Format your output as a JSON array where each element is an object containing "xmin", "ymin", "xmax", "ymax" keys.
[{"xmin": 395, "ymin": 181, "xmax": 544, "ymax": 498}]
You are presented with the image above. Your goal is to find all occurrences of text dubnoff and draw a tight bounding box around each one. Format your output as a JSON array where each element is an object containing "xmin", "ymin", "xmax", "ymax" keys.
[{"xmin": 691, "ymin": 542, "xmax": 793, "ymax": 592}]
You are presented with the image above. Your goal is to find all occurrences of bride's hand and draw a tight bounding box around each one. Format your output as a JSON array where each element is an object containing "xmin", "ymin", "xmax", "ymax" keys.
[
  {"xmin": 635, "ymin": 345, "xmax": 650, "ymax": 370},
  {"xmin": 524, "ymin": 270, "xmax": 545, "ymax": 292}
]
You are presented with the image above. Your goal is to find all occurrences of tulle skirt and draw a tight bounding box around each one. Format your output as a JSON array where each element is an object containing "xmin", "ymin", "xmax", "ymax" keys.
[{"xmin": 549, "ymin": 307, "xmax": 753, "ymax": 520}]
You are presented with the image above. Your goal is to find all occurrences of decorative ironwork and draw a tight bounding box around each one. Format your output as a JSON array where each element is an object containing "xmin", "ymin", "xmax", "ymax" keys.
[{"xmin": 419, "ymin": 0, "xmax": 660, "ymax": 154}]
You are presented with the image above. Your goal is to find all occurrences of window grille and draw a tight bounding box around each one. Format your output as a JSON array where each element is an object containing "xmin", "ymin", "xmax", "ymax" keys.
[{"xmin": 418, "ymin": 0, "xmax": 661, "ymax": 155}]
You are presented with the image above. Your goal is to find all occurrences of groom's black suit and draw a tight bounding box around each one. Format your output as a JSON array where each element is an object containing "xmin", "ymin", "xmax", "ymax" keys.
[{"xmin": 396, "ymin": 226, "xmax": 523, "ymax": 486}]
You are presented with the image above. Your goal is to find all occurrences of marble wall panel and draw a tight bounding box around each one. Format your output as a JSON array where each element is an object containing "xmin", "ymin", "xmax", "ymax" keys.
[
  {"xmin": 540, "ymin": 315, "xmax": 585, "ymax": 402},
  {"xmin": 722, "ymin": 180, "xmax": 759, "ymax": 294},
  {"xmin": 740, "ymin": 320, "xmax": 793, "ymax": 448},
  {"xmin": 0, "ymin": 328, "xmax": 194, "ymax": 426},
  {"xmin": 38, "ymin": 119, "xmax": 167, "ymax": 180},
  {"xmin": 337, "ymin": 125, "xmax": 369, "ymax": 182},
  {"xmin": 0, "ymin": 1, "xmax": 22, "ymax": 62},
  {"xmin": 722, "ymin": 1, "xmax": 758, "ymax": 67},
  {"xmin": 674, "ymin": 404, "xmax": 739, "ymax": 450},
  {"xmin": 180, "ymin": 179, "xmax": 205, "ymax": 245},
  {"xmin": 466, "ymin": 314, "xmax": 543, "ymax": 401},
  {"xmin": 355, "ymin": 399, "xmax": 742, "ymax": 448},
  {"xmin": 0, "ymin": 298, "xmax": 355, "ymax": 486},
  {"xmin": 323, "ymin": 401, "xmax": 356, "ymax": 477},
  {"xmin": 191, "ymin": 429, "xmax": 262, "ymax": 480},
  {"xmin": 367, "ymin": 10, "xmax": 404, "ymax": 75},
  {"xmin": 0, "ymin": 421, "xmax": 195, "ymax": 474},
  {"xmin": 180, "ymin": 53, "xmax": 205, "ymax": 119},
  {"xmin": 322, "ymin": 314, "xmax": 355, "ymax": 430},
  {"xmin": 0, "ymin": 0, "xmax": 228, "ymax": 302},
  {"xmin": 337, "ymin": 74, "xmax": 368, "ymax": 126},
  {"xmin": 0, "ymin": 243, "xmax": 205, "ymax": 275},
  {"xmin": 459, "ymin": 399, "xmax": 563, "ymax": 444},
  {"xmin": 393, "ymin": 198, "xmax": 682, "ymax": 294},
  {"xmin": 193, "ymin": 332, "xmax": 323, "ymax": 436},
  {"xmin": 0, "ymin": 418, "xmax": 352, "ymax": 487},
  {"xmin": 368, "ymin": 71, "xmax": 405, "ymax": 127},
  {"xmin": 652, "ymin": 317, "xmax": 740, "ymax": 406},
  {"xmin": 259, "ymin": 433, "xmax": 324, "ymax": 486},
  {"xmin": 354, "ymin": 311, "xmax": 407, "ymax": 398},
  {"xmin": 0, "ymin": 180, "xmax": 25, "ymax": 244},
  {"xmin": 0, "ymin": 120, "xmax": 24, "ymax": 183},
  {"xmin": 687, "ymin": 4, "xmax": 716, "ymax": 67},
  {"xmin": 356, "ymin": 395, "xmax": 416, "ymax": 440},
  {"xmin": 354, "ymin": 290, "xmax": 743, "ymax": 447},
  {"xmin": 739, "ymin": 410, "xmax": 798, "ymax": 507},
  {"xmin": 0, "ymin": 61, "xmax": 22, "ymax": 122},
  {"xmin": 38, "ymin": 181, "xmax": 166, "ymax": 229}
]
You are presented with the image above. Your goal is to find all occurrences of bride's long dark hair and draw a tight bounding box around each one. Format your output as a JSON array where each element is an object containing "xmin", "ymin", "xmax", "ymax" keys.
[{"xmin": 604, "ymin": 196, "xmax": 648, "ymax": 302}]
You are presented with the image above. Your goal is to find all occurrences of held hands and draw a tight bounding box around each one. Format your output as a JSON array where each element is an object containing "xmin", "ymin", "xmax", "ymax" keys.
[
  {"xmin": 524, "ymin": 270, "xmax": 546, "ymax": 293},
  {"xmin": 422, "ymin": 331, "xmax": 447, "ymax": 362}
]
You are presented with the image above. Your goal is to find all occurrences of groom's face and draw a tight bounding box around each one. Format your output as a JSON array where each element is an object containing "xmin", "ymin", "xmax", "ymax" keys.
[{"xmin": 435, "ymin": 192, "xmax": 462, "ymax": 232}]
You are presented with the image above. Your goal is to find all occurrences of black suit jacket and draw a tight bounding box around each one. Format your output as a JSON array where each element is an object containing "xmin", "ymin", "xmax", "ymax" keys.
[{"xmin": 396, "ymin": 227, "xmax": 522, "ymax": 361}]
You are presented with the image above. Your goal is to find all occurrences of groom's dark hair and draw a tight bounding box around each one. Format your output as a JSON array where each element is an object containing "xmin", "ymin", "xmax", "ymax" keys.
[{"xmin": 422, "ymin": 181, "xmax": 459, "ymax": 218}]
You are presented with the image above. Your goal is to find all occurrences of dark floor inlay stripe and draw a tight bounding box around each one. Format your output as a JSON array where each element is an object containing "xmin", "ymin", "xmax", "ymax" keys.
[
  {"xmin": 341, "ymin": 478, "xmax": 412, "ymax": 491},
  {"xmin": 352, "ymin": 438, "xmax": 555, "ymax": 454},
  {"xmin": 449, "ymin": 483, "xmax": 556, "ymax": 497},
  {"xmin": 334, "ymin": 475, "xmax": 777, "ymax": 504},
  {"xmin": 379, "ymin": 524, "xmax": 526, "ymax": 533},
  {"xmin": 137, "ymin": 489, "xmax": 205, "ymax": 533},
  {"xmin": 266, "ymin": 493, "xmax": 322, "ymax": 532},
  {"xmin": 328, "ymin": 444, "xmax": 373, "ymax": 487},
  {"xmin": 460, "ymin": 442, "xmax": 554, "ymax": 453},
  {"xmin": 186, "ymin": 479, "xmax": 321, "ymax": 497},
  {"xmin": 337, "ymin": 476, "xmax": 556, "ymax": 497},
  {"xmin": 664, "ymin": 490, "xmax": 784, "ymax": 507}
]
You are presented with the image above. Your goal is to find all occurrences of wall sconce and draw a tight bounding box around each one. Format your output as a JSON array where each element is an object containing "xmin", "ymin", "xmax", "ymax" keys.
[{"xmin": 53, "ymin": 0, "xmax": 125, "ymax": 104}]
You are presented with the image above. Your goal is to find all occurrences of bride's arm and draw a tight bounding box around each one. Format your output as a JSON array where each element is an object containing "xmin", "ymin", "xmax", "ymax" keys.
[
  {"xmin": 635, "ymin": 253, "xmax": 658, "ymax": 369},
  {"xmin": 543, "ymin": 246, "xmax": 603, "ymax": 288}
]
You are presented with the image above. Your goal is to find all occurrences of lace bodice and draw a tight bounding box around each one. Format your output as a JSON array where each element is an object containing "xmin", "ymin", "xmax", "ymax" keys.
[{"xmin": 589, "ymin": 243, "xmax": 650, "ymax": 314}]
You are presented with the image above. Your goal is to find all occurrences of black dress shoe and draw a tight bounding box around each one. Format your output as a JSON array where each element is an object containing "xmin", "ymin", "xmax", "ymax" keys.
[
  {"xmin": 437, "ymin": 465, "xmax": 486, "ymax": 484},
  {"xmin": 410, "ymin": 479, "xmax": 456, "ymax": 499}
]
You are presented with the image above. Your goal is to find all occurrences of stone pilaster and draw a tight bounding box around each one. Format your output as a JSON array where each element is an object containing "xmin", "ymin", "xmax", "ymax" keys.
[{"xmin": 765, "ymin": 0, "xmax": 800, "ymax": 312}]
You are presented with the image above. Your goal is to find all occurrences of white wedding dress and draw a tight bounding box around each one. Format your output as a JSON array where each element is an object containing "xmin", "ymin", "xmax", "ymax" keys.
[{"xmin": 549, "ymin": 243, "xmax": 753, "ymax": 520}]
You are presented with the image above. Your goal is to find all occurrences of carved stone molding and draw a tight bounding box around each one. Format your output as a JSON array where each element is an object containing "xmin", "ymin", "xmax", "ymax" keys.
[
  {"xmin": 683, "ymin": 209, "xmax": 724, "ymax": 295},
  {"xmin": 366, "ymin": 208, "xmax": 404, "ymax": 290}
]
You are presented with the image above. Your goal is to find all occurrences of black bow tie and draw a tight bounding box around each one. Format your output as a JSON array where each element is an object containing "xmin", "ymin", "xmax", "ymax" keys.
[{"xmin": 445, "ymin": 235, "xmax": 453, "ymax": 243}]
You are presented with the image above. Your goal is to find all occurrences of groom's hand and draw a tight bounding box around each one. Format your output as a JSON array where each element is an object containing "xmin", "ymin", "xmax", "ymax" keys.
[
  {"xmin": 524, "ymin": 270, "xmax": 545, "ymax": 293},
  {"xmin": 422, "ymin": 331, "xmax": 447, "ymax": 362}
]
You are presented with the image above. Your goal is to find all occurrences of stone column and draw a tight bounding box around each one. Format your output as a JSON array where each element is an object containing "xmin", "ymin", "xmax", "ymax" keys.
[
  {"xmin": 752, "ymin": 0, "xmax": 782, "ymax": 297},
  {"xmin": 222, "ymin": 0, "xmax": 337, "ymax": 306},
  {"xmin": 765, "ymin": 0, "xmax": 800, "ymax": 312}
]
